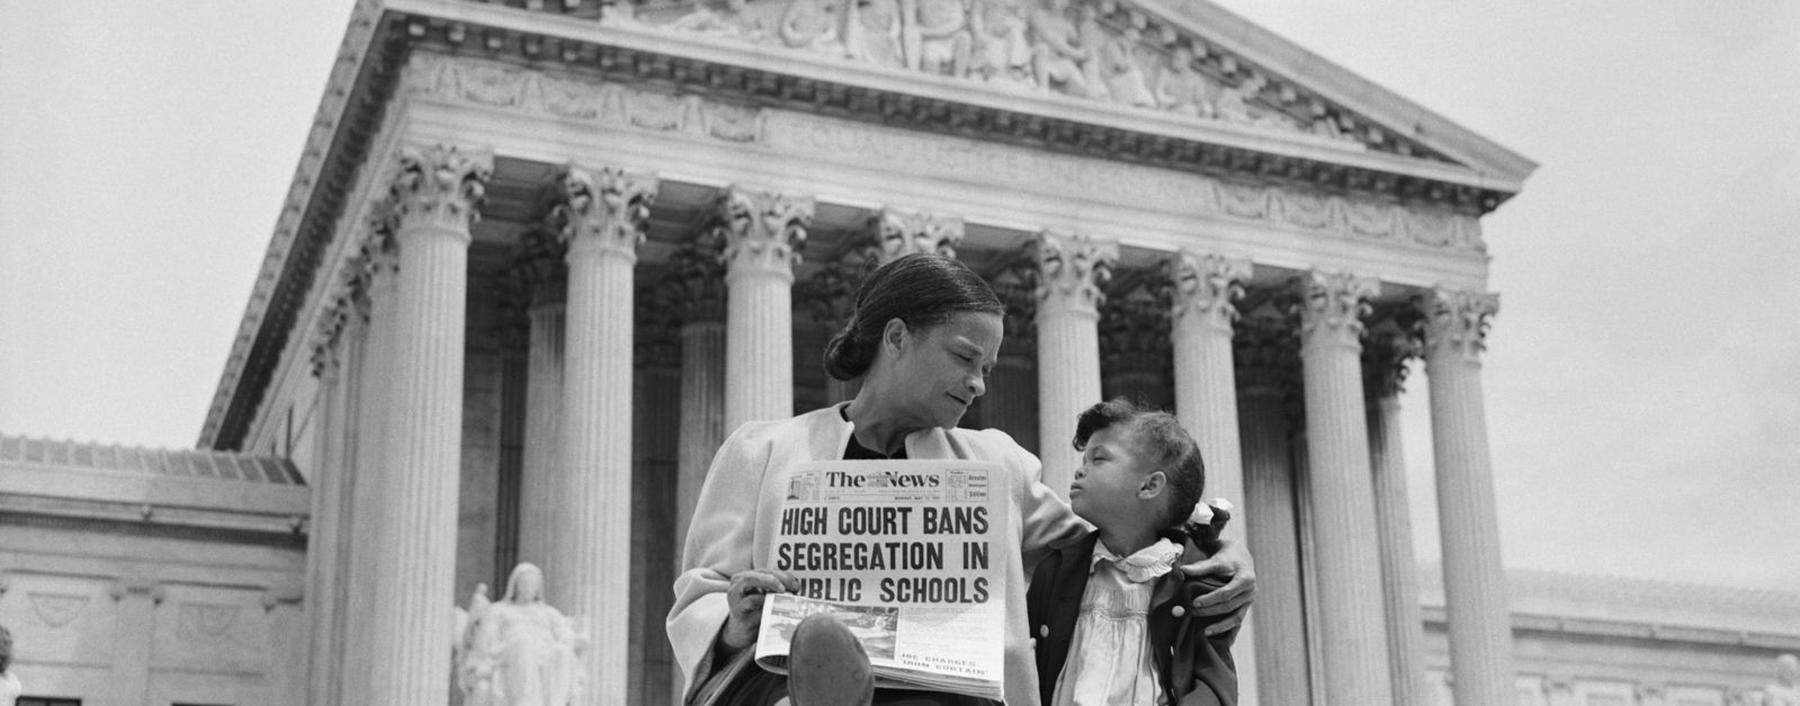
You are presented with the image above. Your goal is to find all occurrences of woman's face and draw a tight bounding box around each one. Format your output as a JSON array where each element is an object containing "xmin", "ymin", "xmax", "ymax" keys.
[{"xmin": 878, "ymin": 311, "xmax": 1003, "ymax": 430}]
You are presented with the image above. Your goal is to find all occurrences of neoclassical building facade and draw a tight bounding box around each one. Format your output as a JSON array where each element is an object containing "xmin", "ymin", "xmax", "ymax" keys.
[{"xmin": 196, "ymin": 0, "xmax": 1542, "ymax": 704}]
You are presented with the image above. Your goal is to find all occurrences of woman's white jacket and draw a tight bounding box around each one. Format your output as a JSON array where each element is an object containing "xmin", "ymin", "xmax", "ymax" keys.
[{"xmin": 667, "ymin": 404, "xmax": 1087, "ymax": 706}]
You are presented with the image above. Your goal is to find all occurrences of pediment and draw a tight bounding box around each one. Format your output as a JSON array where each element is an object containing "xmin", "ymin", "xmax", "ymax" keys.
[{"xmin": 607, "ymin": 0, "xmax": 1533, "ymax": 184}]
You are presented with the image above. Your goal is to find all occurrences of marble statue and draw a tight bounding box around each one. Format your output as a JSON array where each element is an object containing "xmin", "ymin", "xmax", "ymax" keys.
[
  {"xmin": 907, "ymin": 0, "xmax": 973, "ymax": 75},
  {"xmin": 1100, "ymin": 24, "xmax": 1156, "ymax": 107},
  {"xmin": 967, "ymin": 0, "xmax": 1031, "ymax": 85},
  {"xmin": 457, "ymin": 564, "xmax": 587, "ymax": 706},
  {"xmin": 1759, "ymin": 654, "xmax": 1800, "ymax": 706},
  {"xmin": 845, "ymin": 0, "xmax": 905, "ymax": 68},
  {"xmin": 1214, "ymin": 73, "xmax": 1264, "ymax": 125},
  {"xmin": 1155, "ymin": 45, "xmax": 1213, "ymax": 117},
  {"xmin": 1029, "ymin": 0, "xmax": 1092, "ymax": 96}
]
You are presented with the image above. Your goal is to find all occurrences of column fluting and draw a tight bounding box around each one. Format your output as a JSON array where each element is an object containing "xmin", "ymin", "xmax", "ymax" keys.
[
  {"xmin": 366, "ymin": 145, "xmax": 489, "ymax": 706},
  {"xmin": 1165, "ymin": 250, "xmax": 1255, "ymax": 704},
  {"xmin": 1033, "ymin": 230, "xmax": 1114, "ymax": 495},
  {"xmin": 1365, "ymin": 320, "xmax": 1429, "ymax": 706},
  {"xmin": 552, "ymin": 165, "xmax": 658, "ymax": 705},
  {"xmin": 719, "ymin": 187, "xmax": 813, "ymax": 432},
  {"xmin": 1422, "ymin": 287, "xmax": 1514, "ymax": 706},
  {"xmin": 1294, "ymin": 269, "xmax": 1392, "ymax": 704},
  {"xmin": 515, "ymin": 230, "xmax": 566, "ymax": 572},
  {"xmin": 1233, "ymin": 310, "xmax": 1310, "ymax": 706}
]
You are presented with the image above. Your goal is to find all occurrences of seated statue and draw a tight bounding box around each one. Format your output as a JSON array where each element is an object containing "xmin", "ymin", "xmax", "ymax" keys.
[
  {"xmin": 1761, "ymin": 654, "xmax": 1800, "ymax": 706},
  {"xmin": 457, "ymin": 564, "xmax": 587, "ymax": 706}
]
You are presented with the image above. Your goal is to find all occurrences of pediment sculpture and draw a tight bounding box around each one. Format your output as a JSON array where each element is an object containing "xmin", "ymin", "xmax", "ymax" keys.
[
  {"xmin": 456, "ymin": 564, "xmax": 588, "ymax": 706},
  {"xmin": 621, "ymin": 0, "xmax": 1365, "ymax": 145}
]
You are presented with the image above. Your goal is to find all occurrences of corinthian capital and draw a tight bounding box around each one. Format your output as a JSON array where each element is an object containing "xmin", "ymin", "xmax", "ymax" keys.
[
  {"xmin": 1293, "ymin": 269, "xmax": 1376, "ymax": 350},
  {"xmin": 715, "ymin": 187, "xmax": 812, "ymax": 281},
  {"xmin": 875, "ymin": 207, "xmax": 963, "ymax": 264},
  {"xmin": 1166, "ymin": 250, "xmax": 1252, "ymax": 333},
  {"xmin": 1419, "ymin": 287, "xmax": 1499, "ymax": 363},
  {"xmin": 388, "ymin": 144, "xmax": 492, "ymax": 233},
  {"xmin": 1034, "ymin": 230, "xmax": 1116, "ymax": 316},
  {"xmin": 552, "ymin": 165, "xmax": 658, "ymax": 261}
]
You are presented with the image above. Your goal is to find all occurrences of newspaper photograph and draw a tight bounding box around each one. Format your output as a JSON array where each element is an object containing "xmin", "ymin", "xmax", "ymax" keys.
[{"xmin": 755, "ymin": 459, "xmax": 1010, "ymax": 701}]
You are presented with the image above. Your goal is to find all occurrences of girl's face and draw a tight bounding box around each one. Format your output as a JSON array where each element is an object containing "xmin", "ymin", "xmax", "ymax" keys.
[
  {"xmin": 878, "ymin": 311, "xmax": 1003, "ymax": 431},
  {"xmin": 1069, "ymin": 425, "xmax": 1161, "ymax": 530}
]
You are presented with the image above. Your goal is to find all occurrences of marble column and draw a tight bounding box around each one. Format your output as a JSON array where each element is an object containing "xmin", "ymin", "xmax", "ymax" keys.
[
  {"xmin": 1165, "ymin": 250, "xmax": 1255, "ymax": 705},
  {"xmin": 1420, "ymin": 287, "xmax": 1514, "ymax": 706},
  {"xmin": 513, "ymin": 229, "xmax": 566, "ymax": 571},
  {"xmin": 719, "ymin": 187, "xmax": 813, "ymax": 432},
  {"xmin": 343, "ymin": 239, "xmax": 396, "ymax": 699},
  {"xmin": 664, "ymin": 239, "xmax": 729, "ymax": 555},
  {"xmin": 1033, "ymin": 230, "xmax": 1115, "ymax": 495},
  {"xmin": 1294, "ymin": 269, "xmax": 1391, "ymax": 704},
  {"xmin": 1364, "ymin": 316, "xmax": 1429, "ymax": 706},
  {"xmin": 366, "ymin": 144, "xmax": 490, "ymax": 706},
  {"xmin": 304, "ymin": 285, "xmax": 361, "ymax": 706},
  {"xmin": 551, "ymin": 165, "xmax": 658, "ymax": 705},
  {"xmin": 1233, "ymin": 309, "xmax": 1309, "ymax": 706}
]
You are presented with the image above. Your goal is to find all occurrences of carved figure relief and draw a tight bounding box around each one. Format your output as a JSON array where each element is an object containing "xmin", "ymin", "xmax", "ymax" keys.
[
  {"xmin": 1026, "ymin": 0, "xmax": 1091, "ymax": 96},
  {"xmin": 907, "ymin": 0, "xmax": 972, "ymax": 74},
  {"xmin": 27, "ymin": 593, "xmax": 86, "ymax": 629},
  {"xmin": 640, "ymin": 0, "xmax": 1400, "ymax": 147},
  {"xmin": 1100, "ymin": 22, "xmax": 1156, "ymax": 107},
  {"xmin": 845, "ymin": 0, "xmax": 905, "ymax": 68},
  {"xmin": 1155, "ymin": 45, "xmax": 1213, "ymax": 117},
  {"xmin": 177, "ymin": 602, "xmax": 242, "ymax": 643},
  {"xmin": 779, "ymin": 0, "xmax": 843, "ymax": 52},
  {"xmin": 965, "ymin": 0, "xmax": 1031, "ymax": 84}
]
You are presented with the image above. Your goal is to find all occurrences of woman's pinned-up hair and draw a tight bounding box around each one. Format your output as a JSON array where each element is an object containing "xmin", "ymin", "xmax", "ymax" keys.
[{"xmin": 822, "ymin": 253, "xmax": 1005, "ymax": 381}]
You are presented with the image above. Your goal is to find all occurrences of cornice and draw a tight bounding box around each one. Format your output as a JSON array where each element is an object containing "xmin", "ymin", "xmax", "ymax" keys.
[
  {"xmin": 1141, "ymin": 0, "xmax": 1537, "ymax": 184},
  {"xmin": 200, "ymin": 0, "xmax": 408, "ymax": 449}
]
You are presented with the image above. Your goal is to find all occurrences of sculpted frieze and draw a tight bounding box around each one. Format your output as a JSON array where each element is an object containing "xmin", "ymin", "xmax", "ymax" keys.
[
  {"xmin": 405, "ymin": 53, "xmax": 767, "ymax": 144},
  {"xmin": 405, "ymin": 53, "xmax": 1481, "ymax": 254},
  {"xmin": 621, "ymin": 0, "xmax": 1393, "ymax": 152},
  {"xmin": 767, "ymin": 112, "xmax": 1479, "ymax": 252}
]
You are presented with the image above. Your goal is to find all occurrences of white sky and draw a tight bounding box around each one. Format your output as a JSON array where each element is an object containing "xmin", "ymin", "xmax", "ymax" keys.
[{"xmin": 2, "ymin": 2, "xmax": 1796, "ymax": 591}]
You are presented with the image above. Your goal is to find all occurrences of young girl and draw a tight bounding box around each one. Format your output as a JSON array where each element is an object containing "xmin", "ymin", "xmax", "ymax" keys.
[{"xmin": 1026, "ymin": 399, "xmax": 1238, "ymax": 706}]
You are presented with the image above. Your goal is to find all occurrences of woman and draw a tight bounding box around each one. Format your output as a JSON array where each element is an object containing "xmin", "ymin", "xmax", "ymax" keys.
[{"xmin": 668, "ymin": 254, "xmax": 1254, "ymax": 705}]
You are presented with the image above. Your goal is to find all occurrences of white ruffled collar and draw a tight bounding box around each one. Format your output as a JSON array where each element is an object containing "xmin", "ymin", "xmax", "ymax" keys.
[{"xmin": 1089, "ymin": 536, "xmax": 1182, "ymax": 583}]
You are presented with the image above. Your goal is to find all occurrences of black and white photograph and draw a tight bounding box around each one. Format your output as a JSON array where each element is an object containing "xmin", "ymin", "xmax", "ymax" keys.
[{"xmin": 1, "ymin": 1, "xmax": 1795, "ymax": 705}]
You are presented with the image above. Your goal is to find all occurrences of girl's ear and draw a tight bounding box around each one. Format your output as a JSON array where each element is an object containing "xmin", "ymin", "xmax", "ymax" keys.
[
  {"xmin": 881, "ymin": 317, "xmax": 909, "ymax": 355},
  {"xmin": 1138, "ymin": 471, "xmax": 1168, "ymax": 500}
]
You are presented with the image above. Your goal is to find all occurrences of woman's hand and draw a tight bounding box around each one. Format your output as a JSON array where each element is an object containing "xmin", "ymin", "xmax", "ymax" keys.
[
  {"xmin": 719, "ymin": 569, "xmax": 801, "ymax": 651},
  {"xmin": 1179, "ymin": 537, "xmax": 1256, "ymax": 636}
]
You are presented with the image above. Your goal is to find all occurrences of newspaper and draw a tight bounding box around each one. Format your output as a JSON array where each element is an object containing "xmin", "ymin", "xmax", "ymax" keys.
[{"xmin": 755, "ymin": 459, "xmax": 1010, "ymax": 701}]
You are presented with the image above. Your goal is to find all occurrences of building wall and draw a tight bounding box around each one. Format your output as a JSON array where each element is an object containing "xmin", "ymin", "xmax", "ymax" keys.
[{"xmin": 0, "ymin": 523, "xmax": 306, "ymax": 706}]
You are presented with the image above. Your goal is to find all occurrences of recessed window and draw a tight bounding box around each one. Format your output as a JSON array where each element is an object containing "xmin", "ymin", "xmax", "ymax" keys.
[{"xmin": 18, "ymin": 697, "xmax": 81, "ymax": 706}]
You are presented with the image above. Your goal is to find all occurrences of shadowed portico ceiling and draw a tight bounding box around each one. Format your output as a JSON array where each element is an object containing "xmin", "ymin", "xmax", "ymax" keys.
[{"xmin": 198, "ymin": 0, "xmax": 1534, "ymax": 450}]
